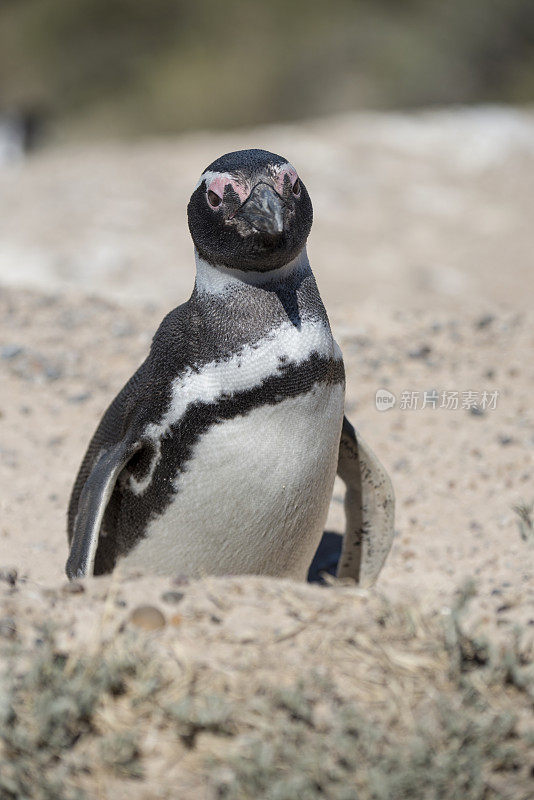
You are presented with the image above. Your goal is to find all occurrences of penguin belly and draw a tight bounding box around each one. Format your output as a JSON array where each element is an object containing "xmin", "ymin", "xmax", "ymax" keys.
[{"xmin": 120, "ymin": 381, "xmax": 345, "ymax": 579}]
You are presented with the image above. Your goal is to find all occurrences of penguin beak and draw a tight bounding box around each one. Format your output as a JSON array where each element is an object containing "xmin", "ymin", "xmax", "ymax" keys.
[{"xmin": 235, "ymin": 183, "xmax": 284, "ymax": 236}]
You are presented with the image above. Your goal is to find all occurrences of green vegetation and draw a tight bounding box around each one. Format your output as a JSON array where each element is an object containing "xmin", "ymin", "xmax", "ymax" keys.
[
  {"xmin": 1, "ymin": 0, "xmax": 533, "ymax": 138},
  {"xmin": 212, "ymin": 687, "xmax": 523, "ymax": 800}
]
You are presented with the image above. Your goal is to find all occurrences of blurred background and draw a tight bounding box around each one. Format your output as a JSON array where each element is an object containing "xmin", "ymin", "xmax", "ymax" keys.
[
  {"xmin": 1, "ymin": 0, "xmax": 533, "ymax": 141},
  {"xmin": 1, "ymin": 1, "xmax": 533, "ymax": 639},
  {"xmin": 0, "ymin": 0, "xmax": 533, "ymax": 309}
]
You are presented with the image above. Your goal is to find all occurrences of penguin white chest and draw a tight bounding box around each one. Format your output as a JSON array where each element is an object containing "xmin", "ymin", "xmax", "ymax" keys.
[{"xmin": 122, "ymin": 323, "xmax": 345, "ymax": 578}]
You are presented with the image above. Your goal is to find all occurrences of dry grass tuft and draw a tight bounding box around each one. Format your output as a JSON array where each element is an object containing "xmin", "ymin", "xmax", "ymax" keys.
[{"xmin": 1, "ymin": 579, "xmax": 533, "ymax": 799}]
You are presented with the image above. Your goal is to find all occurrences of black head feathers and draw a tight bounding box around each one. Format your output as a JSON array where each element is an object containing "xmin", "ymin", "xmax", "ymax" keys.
[{"xmin": 187, "ymin": 149, "xmax": 313, "ymax": 272}]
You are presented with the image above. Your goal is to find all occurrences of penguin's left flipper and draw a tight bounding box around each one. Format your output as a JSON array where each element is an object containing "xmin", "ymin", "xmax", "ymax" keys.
[
  {"xmin": 66, "ymin": 440, "xmax": 142, "ymax": 580},
  {"xmin": 336, "ymin": 416, "xmax": 395, "ymax": 587}
]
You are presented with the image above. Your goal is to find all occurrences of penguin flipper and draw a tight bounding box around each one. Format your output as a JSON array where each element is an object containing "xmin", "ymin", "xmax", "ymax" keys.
[
  {"xmin": 66, "ymin": 440, "xmax": 142, "ymax": 580},
  {"xmin": 336, "ymin": 415, "xmax": 395, "ymax": 586}
]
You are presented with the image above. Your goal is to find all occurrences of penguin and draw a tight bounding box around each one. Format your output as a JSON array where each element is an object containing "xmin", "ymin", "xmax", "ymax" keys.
[{"xmin": 66, "ymin": 149, "xmax": 394, "ymax": 586}]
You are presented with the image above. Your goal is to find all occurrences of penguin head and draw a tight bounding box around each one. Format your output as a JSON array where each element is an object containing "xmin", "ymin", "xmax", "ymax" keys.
[{"xmin": 187, "ymin": 149, "xmax": 313, "ymax": 272}]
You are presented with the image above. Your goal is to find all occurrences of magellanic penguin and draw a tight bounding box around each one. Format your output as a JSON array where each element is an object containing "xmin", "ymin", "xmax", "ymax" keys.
[{"xmin": 66, "ymin": 149, "xmax": 394, "ymax": 586}]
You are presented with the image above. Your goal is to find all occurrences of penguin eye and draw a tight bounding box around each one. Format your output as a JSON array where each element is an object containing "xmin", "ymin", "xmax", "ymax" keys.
[
  {"xmin": 207, "ymin": 189, "xmax": 222, "ymax": 208},
  {"xmin": 292, "ymin": 178, "xmax": 301, "ymax": 196}
]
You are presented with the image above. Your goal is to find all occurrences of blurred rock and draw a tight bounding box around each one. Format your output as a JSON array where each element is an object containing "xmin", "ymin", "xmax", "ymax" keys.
[{"xmin": 129, "ymin": 605, "xmax": 166, "ymax": 631}]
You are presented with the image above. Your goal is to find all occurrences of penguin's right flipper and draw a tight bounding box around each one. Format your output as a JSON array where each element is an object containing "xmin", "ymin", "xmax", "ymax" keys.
[{"xmin": 66, "ymin": 440, "xmax": 142, "ymax": 580}]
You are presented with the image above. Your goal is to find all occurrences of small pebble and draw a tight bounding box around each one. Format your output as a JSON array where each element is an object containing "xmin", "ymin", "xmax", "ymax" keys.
[
  {"xmin": 44, "ymin": 364, "xmax": 63, "ymax": 381},
  {"xmin": 475, "ymin": 314, "xmax": 495, "ymax": 329},
  {"xmin": 0, "ymin": 344, "xmax": 23, "ymax": 360},
  {"xmin": 67, "ymin": 392, "xmax": 92, "ymax": 404},
  {"xmin": 469, "ymin": 406, "xmax": 485, "ymax": 417},
  {"xmin": 498, "ymin": 435, "xmax": 514, "ymax": 446},
  {"xmin": 0, "ymin": 617, "xmax": 16, "ymax": 638},
  {"xmin": 0, "ymin": 567, "xmax": 18, "ymax": 586},
  {"xmin": 161, "ymin": 591, "xmax": 184, "ymax": 605},
  {"xmin": 172, "ymin": 575, "xmax": 190, "ymax": 587},
  {"xmin": 129, "ymin": 605, "xmax": 166, "ymax": 631},
  {"xmin": 408, "ymin": 344, "xmax": 432, "ymax": 359}
]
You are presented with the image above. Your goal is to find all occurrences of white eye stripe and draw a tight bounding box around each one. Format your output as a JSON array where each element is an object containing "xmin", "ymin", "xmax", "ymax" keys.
[
  {"xmin": 195, "ymin": 163, "xmax": 297, "ymax": 190},
  {"xmin": 273, "ymin": 161, "xmax": 292, "ymax": 171},
  {"xmin": 274, "ymin": 162, "xmax": 297, "ymax": 177},
  {"xmin": 194, "ymin": 170, "xmax": 235, "ymax": 191}
]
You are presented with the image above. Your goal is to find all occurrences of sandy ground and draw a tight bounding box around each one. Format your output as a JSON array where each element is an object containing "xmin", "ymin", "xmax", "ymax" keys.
[
  {"xmin": 0, "ymin": 108, "xmax": 533, "ymax": 796},
  {"xmin": 1, "ymin": 106, "xmax": 533, "ymax": 606},
  {"xmin": 1, "ymin": 285, "xmax": 533, "ymax": 622}
]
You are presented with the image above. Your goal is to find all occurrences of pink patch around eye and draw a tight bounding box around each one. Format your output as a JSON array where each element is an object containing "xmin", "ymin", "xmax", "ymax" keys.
[
  {"xmin": 275, "ymin": 165, "xmax": 299, "ymax": 194},
  {"xmin": 206, "ymin": 174, "xmax": 249, "ymax": 205}
]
